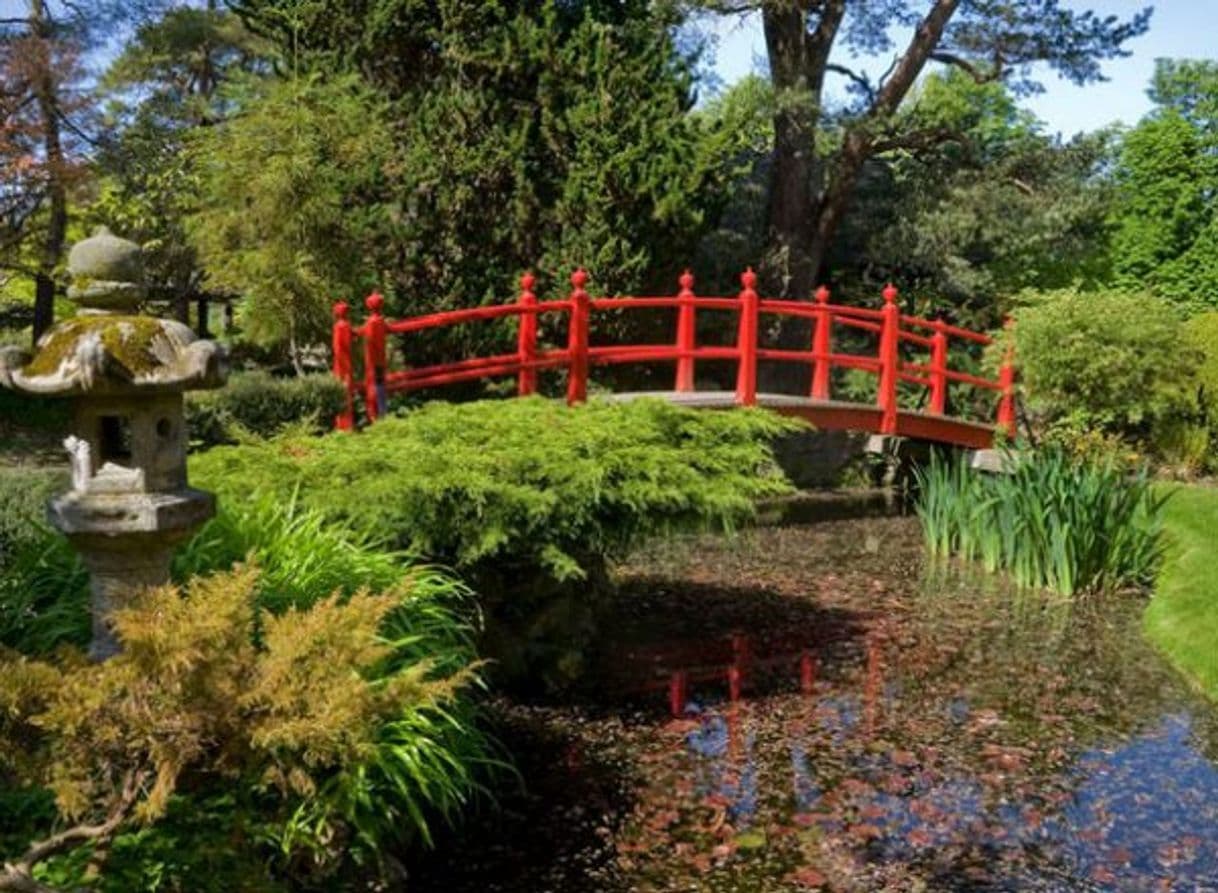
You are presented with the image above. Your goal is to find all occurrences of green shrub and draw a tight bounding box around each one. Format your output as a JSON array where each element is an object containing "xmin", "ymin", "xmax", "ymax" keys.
[
  {"xmin": 1184, "ymin": 311, "xmax": 1218, "ymax": 420},
  {"xmin": 191, "ymin": 397, "xmax": 799, "ymax": 578},
  {"xmin": 1005, "ymin": 288, "xmax": 1199, "ymax": 437},
  {"xmin": 914, "ymin": 448, "xmax": 1168, "ymax": 596},
  {"xmin": 1, "ymin": 499, "xmax": 494, "ymax": 887},
  {"xmin": 190, "ymin": 397, "xmax": 799, "ymax": 687},
  {"xmin": 185, "ymin": 370, "xmax": 346, "ymax": 449},
  {"xmin": 0, "ymin": 565, "xmax": 490, "ymax": 890}
]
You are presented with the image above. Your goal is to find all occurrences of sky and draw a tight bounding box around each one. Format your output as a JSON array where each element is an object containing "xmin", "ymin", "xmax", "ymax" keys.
[{"xmin": 705, "ymin": 0, "xmax": 1218, "ymax": 137}]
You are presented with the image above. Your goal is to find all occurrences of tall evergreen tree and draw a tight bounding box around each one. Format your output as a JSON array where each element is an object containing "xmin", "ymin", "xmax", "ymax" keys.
[{"xmin": 224, "ymin": 0, "xmax": 749, "ymax": 353}]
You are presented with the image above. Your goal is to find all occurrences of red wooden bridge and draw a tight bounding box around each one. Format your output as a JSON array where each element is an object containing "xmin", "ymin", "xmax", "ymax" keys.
[{"xmin": 331, "ymin": 268, "xmax": 1016, "ymax": 449}]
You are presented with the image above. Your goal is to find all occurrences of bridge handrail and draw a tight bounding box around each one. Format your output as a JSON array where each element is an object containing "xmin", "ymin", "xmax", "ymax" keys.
[{"xmin": 330, "ymin": 267, "xmax": 1017, "ymax": 444}]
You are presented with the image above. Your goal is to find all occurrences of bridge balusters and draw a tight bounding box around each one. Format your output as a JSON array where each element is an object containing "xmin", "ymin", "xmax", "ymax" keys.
[
  {"xmin": 997, "ymin": 318, "xmax": 1017, "ymax": 437},
  {"xmin": 566, "ymin": 269, "xmax": 590, "ymax": 404},
  {"xmin": 331, "ymin": 301, "xmax": 355, "ymax": 430},
  {"xmin": 734, "ymin": 268, "xmax": 759, "ymax": 406},
  {"xmin": 877, "ymin": 284, "xmax": 900, "ymax": 435},
  {"xmin": 363, "ymin": 292, "xmax": 388, "ymax": 423},
  {"xmin": 674, "ymin": 269, "xmax": 696, "ymax": 392},
  {"xmin": 810, "ymin": 285, "xmax": 832, "ymax": 400},
  {"xmin": 517, "ymin": 272, "xmax": 538, "ymax": 396},
  {"xmin": 929, "ymin": 319, "xmax": 948, "ymax": 415}
]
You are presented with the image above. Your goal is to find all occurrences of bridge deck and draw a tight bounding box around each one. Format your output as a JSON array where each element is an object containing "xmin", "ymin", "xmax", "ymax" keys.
[{"xmin": 607, "ymin": 391, "xmax": 998, "ymax": 450}]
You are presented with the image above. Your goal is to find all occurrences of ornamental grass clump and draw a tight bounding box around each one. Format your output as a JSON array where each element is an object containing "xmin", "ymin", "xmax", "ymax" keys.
[{"xmin": 914, "ymin": 448, "xmax": 1168, "ymax": 596}]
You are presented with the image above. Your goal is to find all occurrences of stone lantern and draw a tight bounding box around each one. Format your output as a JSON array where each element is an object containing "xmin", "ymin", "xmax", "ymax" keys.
[{"xmin": 0, "ymin": 227, "xmax": 227, "ymax": 658}]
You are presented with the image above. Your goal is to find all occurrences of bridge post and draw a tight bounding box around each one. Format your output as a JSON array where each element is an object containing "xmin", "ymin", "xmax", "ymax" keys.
[
  {"xmin": 734, "ymin": 268, "xmax": 759, "ymax": 406},
  {"xmin": 997, "ymin": 321, "xmax": 1017, "ymax": 438},
  {"xmin": 332, "ymin": 301, "xmax": 355, "ymax": 430},
  {"xmin": 929, "ymin": 319, "xmax": 948, "ymax": 415},
  {"xmin": 811, "ymin": 285, "xmax": 832, "ymax": 400},
  {"xmin": 517, "ymin": 272, "xmax": 538, "ymax": 396},
  {"xmin": 878, "ymin": 284, "xmax": 900, "ymax": 435},
  {"xmin": 363, "ymin": 292, "xmax": 387, "ymax": 423},
  {"xmin": 674, "ymin": 269, "xmax": 696, "ymax": 392},
  {"xmin": 566, "ymin": 269, "xmax": 590, "ymax": 404}
]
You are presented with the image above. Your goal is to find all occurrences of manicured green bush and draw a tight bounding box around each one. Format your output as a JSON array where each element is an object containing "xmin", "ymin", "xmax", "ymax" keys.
[
  {"xmin": 190, "ymin": 397, "xmax": 800, "ymax": 687},
  {"xmin": 915, "ymin": 448, "xmax": 1168, "ymax": 596},
  {"xmin": 185, "ymin": 370, "xmax": 346, "ymax": 449},
  {"xmin": 1005, "ymin": 288, "xmax": 1198, "ymax": 437},
  {"xmin": 191, "ymin": 397, "xmax": 799, "ymax": 577}
]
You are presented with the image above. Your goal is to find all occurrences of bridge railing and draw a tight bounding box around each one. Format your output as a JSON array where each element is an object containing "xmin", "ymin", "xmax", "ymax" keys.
[{"xmin": 331, "ymin": 268, "xmax": 1016, "ymax": 438}]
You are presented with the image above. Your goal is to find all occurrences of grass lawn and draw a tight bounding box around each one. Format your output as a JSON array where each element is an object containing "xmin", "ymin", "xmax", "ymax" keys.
[{"xmin": 1144, "ymin": 484, "xmax": 1218, "ymax": 699}]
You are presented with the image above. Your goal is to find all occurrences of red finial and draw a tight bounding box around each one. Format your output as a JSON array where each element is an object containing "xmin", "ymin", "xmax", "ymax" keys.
[
  {"xmin": 679, "ymin": 269, "xmax": 694, "ymax": 291},
  {"xmin": 882, "ymin": 283, "xmax": 898, "ymax": 305},
  {"xmin": 741, "ymin": 267, "xmax": 757, "ymax": 290},
  {"xmin": 571, "ymin": 268, "xmax": 588, "ymax": 289},
  {"xmin": 365, "ymin": 291, "xmax": 384, "ymax": 313},
  {"xmin": 814, "ymin": 285, "xmax": 830, "ymax": 304},
  {"xmin": 333, "ymin": 301, "xmax": 349, "ymax": 320},
  {"xmin": 521, "ymin": 271, "xmax": 536, "ymax": 292}
]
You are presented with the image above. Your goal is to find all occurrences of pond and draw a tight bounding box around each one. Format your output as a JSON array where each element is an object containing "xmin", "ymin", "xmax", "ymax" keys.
[{"xmin": 411, "ymin": 515, "xmax": 1218, "ymax": 892}]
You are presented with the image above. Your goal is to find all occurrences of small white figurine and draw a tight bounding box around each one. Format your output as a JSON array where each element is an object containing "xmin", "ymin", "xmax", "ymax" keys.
[{"xmin": 63, "ymin": 435, "xmax": 92, "ymax": 493}]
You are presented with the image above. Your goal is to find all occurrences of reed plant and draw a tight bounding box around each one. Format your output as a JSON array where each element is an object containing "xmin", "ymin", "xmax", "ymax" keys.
[{"xmin": 914, "ymin": 447, "xmax": 1168, "ymax": 596}]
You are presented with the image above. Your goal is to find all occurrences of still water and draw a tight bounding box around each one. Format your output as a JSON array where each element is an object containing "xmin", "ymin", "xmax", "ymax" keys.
[{"xmin": 417, "ymin": 517, "xmax": 1218, "ymax": 892}]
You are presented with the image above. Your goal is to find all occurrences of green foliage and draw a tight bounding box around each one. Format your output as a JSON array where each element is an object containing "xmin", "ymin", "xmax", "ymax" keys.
[
  {"xmin": 1184, "ymin": 312, "xmax": 1218, "ymax": 421},
  {"xmin": 831, "ymin": 71, "xmax": 1115, "ymax": 323},
  {"xmin": 1151, "ymin": 417, "xmax": 1211, "ymax": 478},
  {"xmin": 1110, "ymin": 59, "xmax": 1218, "ymax": 314},
  {"xmin": 1006, "ymin": 288, "xmax": 1198, "ymax": 437},
  {"xmin": 1, "ymin": 484, "xmax": 493, "ymax": 885},
  {"xmin": 915, "ymin": 448, "xmax": 1168, "ymax": 597},
  {"xmin": 0, "ymin": 465, "xmax": 63, "ymax": 565},
  {"xmin": 0, "ymin": 565, "xmax": 488, "ymax": 888},
  {"xmin": 190, "ymin": 398, "xmax": 799, "ymax": 581},
  {"xmin": 223, "ymin": 0, "xmax": 747, "ymax": 361},
  {"xmin": 185, "ymin": 371, "xmax": 346, "ymax": 449},
  {"xmin": 189, "ymin": 397, "xmax": 797, "ymax": 689},
  {"xmin": 187, "ymin": 73, "xmax": 393, "ymax": 361}
]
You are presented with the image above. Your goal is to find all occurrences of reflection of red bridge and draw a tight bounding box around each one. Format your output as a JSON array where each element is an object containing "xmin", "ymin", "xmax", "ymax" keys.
[{"xmin": 331, "ymin": 269, "xmax": 1016, "ymax": 449}]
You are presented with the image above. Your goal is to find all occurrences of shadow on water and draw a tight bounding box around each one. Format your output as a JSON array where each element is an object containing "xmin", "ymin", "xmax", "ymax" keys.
[{"xmin": 411, "ymin": 516, "xmax": 1218, "ymax": 892}]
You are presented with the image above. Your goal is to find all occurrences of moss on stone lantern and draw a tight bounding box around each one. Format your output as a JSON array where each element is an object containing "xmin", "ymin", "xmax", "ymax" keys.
[{"xmin": 0, "ymin": 227, "xmax": 228, "ymax": 658}]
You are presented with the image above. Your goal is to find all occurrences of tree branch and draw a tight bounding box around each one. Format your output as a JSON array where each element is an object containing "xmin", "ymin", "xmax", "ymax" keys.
[
  {"xmin": 0, "ymin": 770, "xmax": 147, "ymax": 893},
  {"xmin": 929, "ymin": 50, "xmax": 1001, "ymax": 84},
  {"xmin": 826, "ymin": 63, "xmax": 875, "ymax": 103},
  {"xmin": 873, "ymin": 125, "xmax": 964, "ymax": 155},
  {"xmin": 869, "ymin": 0, "xmax": 963, "ymax": 118}
]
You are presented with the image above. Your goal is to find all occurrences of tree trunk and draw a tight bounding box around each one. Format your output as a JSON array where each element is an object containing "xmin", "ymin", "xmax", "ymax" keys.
[
  {"xmin": 762, "ymin": 4, "xmax": 817, "ymax": 300},
  {"xmin": 802, "ymin": 0, "xmax": 963, "ymax": 286},
  {"xmin": 761, "ymin": 0, "xmax": 844, "ymax": 301},
  {"xmin": 28, "ymin": 0, "xmax": 67, "ymax": 345},
  {"xmin": 762, "ymin": 0, "xmax": 962, "ymax": 298}
]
